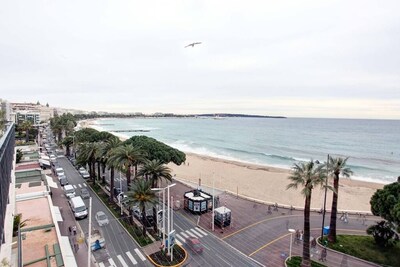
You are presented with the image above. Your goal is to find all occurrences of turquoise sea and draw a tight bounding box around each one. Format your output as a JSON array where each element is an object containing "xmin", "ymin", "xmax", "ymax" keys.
[{"xmin": 92, "ymin": 117, "xmax": 400, "ymax": 184}]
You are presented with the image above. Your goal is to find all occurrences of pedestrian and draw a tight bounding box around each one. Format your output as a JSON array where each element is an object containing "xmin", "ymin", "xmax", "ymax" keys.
[
  {"xmin": 68, "ymin": 226, "xmax": 72, "ymax": 235},
  {"xmin": 299, "ymin": 230, "xmax": 303, "ymax": 241},
  {"xmin": 344, "ymin": 212, "xmax": 349, "ymax": 224},
  {"xmin": 319, "ymin": 247, "xmax": 327, "ymax": 262},
  {"xmin": 311, "ymin": 238, "xmax": 317, "ymax": 249},
  {"xmin": 295, "ymin": 229, "xmax": 300, "ymax": 244},
  {"xmin": 72, "ymin": 226, "xmax": 77, "ymax": 235}
]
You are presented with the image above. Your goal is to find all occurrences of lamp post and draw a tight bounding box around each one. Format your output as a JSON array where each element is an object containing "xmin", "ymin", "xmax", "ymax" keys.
[
  {"xmin": 288, "ymin": 228, "xmax": 296, "ymax": 259},
  {"xmin": 119, "ymin": 171, "xmax": 123, "ymax": 215},
  {"xmin": 118, "ymin": 192, "xmax": 123, "ymax": 215},
  {"xmin": 321, "ymin": 154, "xmax": 330, "ymax": 239},
  {"xmin": 151, "ymin": 183, "xmax": 176, "ymax": 252}
]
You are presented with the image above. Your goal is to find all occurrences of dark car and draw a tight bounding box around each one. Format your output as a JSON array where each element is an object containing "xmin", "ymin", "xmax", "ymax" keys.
[
  {"xmin": 113, "ymin": 187, "xmax": 122, "ymax": 196},
  {"xmin": 186, "ymin": 237, "xmax": 203, "ymax": 253},
  {"xmin": 80, "ymin": 188, "xmax": 90, "ymax": 199},
  {"xmin": 59, "ymin": 177, "xmax": 68, "ymax": 186}
]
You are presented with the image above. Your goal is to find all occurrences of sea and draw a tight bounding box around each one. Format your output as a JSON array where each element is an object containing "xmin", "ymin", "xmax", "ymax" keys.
[{"xmin": 91, "ymin": 117, "xmax": 400, "ymax": 184}]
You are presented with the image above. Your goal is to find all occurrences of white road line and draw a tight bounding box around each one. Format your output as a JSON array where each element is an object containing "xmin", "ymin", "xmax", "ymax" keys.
[
  {"xmin": 176, "ymin": 239, "xmax": 183, "ymax": 246},
  {"xmin": 176, "ymin": 234, "xmax": 186, "ymax": 243},
  {"xmin": 117, "ymin": 255, "xmax": 129, "ymax": 267},
  {"xmin": 98, "ymin": 262, "xmax": 105, "ymax": 267},
  {"xmin": 78, "ymin": 184, "xmax": 82, "ymax": 188},
  {"xmin": 83, "ymin": 183, "xmax": 87, "ymax": 187},
  {"xmin": 185, "ymin": 230, "xmax": 196, "ymax": 238},
  {"xmin": 195, "ymin": 227, "xmax": 208, "ymax": 236},
  {"xmin": 190, "ymin": 228, "xmax": 203, "ymax": 238},
  {"xmin": 73, "ymin": 185, "xmax": 77, "ymax": 189},
  {"xmin": 126, "ymin": 251, "xmax": 138, "ymax": 265},
  {"xmin": 180, "ymin": 232, "xmax": 189, "ymax": 238},
  {"xmin": 134, "ymin": 248, "xmax": 146, "ymax": 261},
  {"xmin": 216, "ymin": 254, "xmax": 231, "ymax": 266},
  {"xmin": 108, "ymin": 258, "xmax": 117, "ymax": 266}
]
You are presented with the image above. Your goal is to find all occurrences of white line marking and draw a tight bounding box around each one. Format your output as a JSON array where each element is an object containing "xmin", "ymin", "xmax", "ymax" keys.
[
  {"xmin": 176, "ymin": 233, "xmax": 186, "ymax": 243},
  {"xmin": 216, "ymin": 254, "xmax": 231, "ymax": 266},
  {"xmin": 134, "ymin": 248, "xmax": 146, "ymax": 261},
  {"xmin": 185, "ymin": 230, "xmax": 196, "ymax": 238},
  {"xmin": 98, "ymin": 262, "xmax": 105, "ymax": 267},
  {"xmin": 108, "ymin": 258, "xmax": 117, "ymax": 266},
  {"xmin": 176, "ymin": 239, "xmax": 183, "ymax": 246},
  {"xmin": 190, "ymin": 228, "xmax": 203, "ymax": 238},
  {"xmin": 117, "ymin": 255, "xmax": 129, "ymax": 267},
  {"xmin": 73, "ymin": 185, "xmax": 77, "ymax": 189},
  {"xmin": 78, "ymin": 184, "xmax": 82, "ymax": 188},
  {"xmin": 180, "ymin": 232, "xmax": 189, "ymax": 238},
  {"xmin": 126, "ymin": 251, "xmax": 138, "ymax": 265},
  {"xmin": 195, "ymin": 227, "xmax": 208, "ymax": 236},
  {"xmin": 83, "ymin": 183, "xmax": 87, "ymax": 187}
]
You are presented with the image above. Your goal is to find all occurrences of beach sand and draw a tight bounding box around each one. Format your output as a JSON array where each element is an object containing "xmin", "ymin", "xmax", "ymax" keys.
[{"xmin": 168, "ymin": 153, "xmax": 384, "ymax": 212}]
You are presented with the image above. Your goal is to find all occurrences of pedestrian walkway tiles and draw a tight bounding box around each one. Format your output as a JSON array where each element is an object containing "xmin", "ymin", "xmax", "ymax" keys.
[{"xmin": 97, "ymin": 249, "xmax": 146, "ymax": 267}]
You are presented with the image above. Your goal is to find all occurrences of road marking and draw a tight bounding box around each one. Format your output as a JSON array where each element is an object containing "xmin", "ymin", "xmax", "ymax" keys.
[
  {"xmin": 195, "ymin": 227, "xmax": 208, "ymax": 236},
  {"xmin": 134, "ymin": 248, "xmax": 146, "ymax": 261},
  {"xmin": 216, "ymin": 254, "xmax": 231, "ymax": 266},
  {"xmin": 117, "ymin": 255, "xmax": 129, "ymax": 267},
  {"xmin": 180, "ymin": 232, "xmax": 189, "ymax": 239},
  {"xmin": 73, "ymin": 185, "xmax": 77, "ymax": 189},
  {"xmin": 78, "ymin": 184, "xmax": 82, "ymax": 188},
  {"xmin": 83, "ymin": 183, "xmax": 87, "ymax": 187},
  {"xmin": 126, "ymin": 251, "xmax": 138, "ymax": 265},
  {"xmin": 108, "ymin": 258, "xmax": 117, "ymax": 266},
  {"xmin": 98, "ymin": 262, "xmax": 105, "ymax": 267},
  {"xmin": 185, "ymin": 230, "xmax": 196, "ymax": 238},
  {"xmin": 176, "ymin": 239, "xmax": 183, "ymax": 246},
  {"xmin": 176, "ymin": 233, "xmax": 186, "ymax": 243},
  {"xmin": 190, "ymin": 228, "xmax": 203, "ymax": 238}
]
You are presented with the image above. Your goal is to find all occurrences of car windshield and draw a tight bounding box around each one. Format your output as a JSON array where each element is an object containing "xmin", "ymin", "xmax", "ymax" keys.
[
  {"xmin": 81, "ymin": 189, "xmax": 88, "ymax": 194},
  {"xmin": 65, "ymin": 188, "xmax": 74, "ymax": 193},
  {"xmin": 76, "ymin": 206, "xmax": 86, "ymax": 212},
  {"xmin": 98, "ymin": 214, "xmax": 107, "ymax": 220}
]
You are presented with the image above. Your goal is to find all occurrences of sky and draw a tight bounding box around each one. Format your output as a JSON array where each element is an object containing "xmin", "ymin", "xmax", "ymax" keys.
[{"xmin": 0, "ymin": 0, "xmax": 399, "ymax": 119}]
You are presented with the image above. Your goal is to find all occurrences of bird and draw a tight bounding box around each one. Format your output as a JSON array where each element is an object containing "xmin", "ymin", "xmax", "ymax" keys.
[{"xmin": 185, "ymin": 42, "xmax": 202, "ymax": 48}]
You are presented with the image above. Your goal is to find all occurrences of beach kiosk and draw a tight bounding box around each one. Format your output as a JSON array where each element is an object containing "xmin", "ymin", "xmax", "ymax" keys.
[
  {"xmin": 214, "ymin": 206, "xmax": 231, "ymax": 227},
  {"xmin": 183, "ymin": 189, "xmax": 213, "ymax": 214}
]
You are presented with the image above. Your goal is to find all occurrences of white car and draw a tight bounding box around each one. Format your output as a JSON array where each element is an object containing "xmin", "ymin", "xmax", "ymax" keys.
[
  {"xmin": 95, "ymin": 211, "xmax": 109, "ymax": 226},
  {"xmin": 50, "ymin": 154, "xmax": 57, "ymax": 162},
  {"xmin": 78, "ymin": 167, "xmax": 90, "ymax": 179},
  {"xmin": 55, "ymin": 167, "xmax": 65, "ymax": 177}
]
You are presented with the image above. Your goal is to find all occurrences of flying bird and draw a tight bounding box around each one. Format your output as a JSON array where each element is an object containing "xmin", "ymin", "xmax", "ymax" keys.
[{"xmin": 185, "ymin": 42, "xmax": 202, "ymax": 48}]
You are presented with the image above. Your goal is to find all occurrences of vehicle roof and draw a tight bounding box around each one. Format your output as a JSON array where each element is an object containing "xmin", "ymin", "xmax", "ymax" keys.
[
  {"xmin": 81, "ymin": 188, "xmax": 88, "ymax": 192},
  {"xmin": 55, "ymin": 167, "xmax": 63, "ymax": 171},
  {"xmin": 64, "ymin": 185, "xmax": 74, "ymax": 190},
  {"xmin": 96, "ymin": 211, "xmax": 106, "ymax": 216},
  {"xmin": 187, "ymin": 237, "xmax": 200, "ymax": 244}
]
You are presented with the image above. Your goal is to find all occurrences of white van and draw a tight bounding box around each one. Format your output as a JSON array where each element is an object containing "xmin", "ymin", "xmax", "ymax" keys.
[
  {"xmin": 64, "ymin": 185, "xmax": 75, "ymax": 198},
  {"xmin": 69, "ymin": 196, "xmax": 88, "ymax": 219}
]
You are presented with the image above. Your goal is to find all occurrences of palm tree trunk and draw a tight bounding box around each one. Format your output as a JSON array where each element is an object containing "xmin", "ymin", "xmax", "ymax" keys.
[
  {"xmin": 110, "ymin": 167, "xmax": 115, "ymax": 202},
  {"xmin": 25, "ymin": 129, "xmax": 30, "ymax": 143},
  {"xmin": 328, "ymin": 175, "xmax": 339, "ymax": 243},
  {"xmin": 126, "ymin": 165, "xmax": 131, "ymax": 187},
  {"xmin": 301, "ymin": 194, "xmax": 312, "ymax": 267},
  {"xmin": 142, "ymin": 207, "xmax": 147, "ymax": 236},
  {"xmin": 91, "ymin": 160, "xmax": 96, "ymax": 185},
  {"xmin": 66, "ymin": 145, "xmax": 70, "ymax": 157},
  {"xmin": 97, "ymin": 161, "xmax": 101, "ymax": 181},
  {"xmin": 102, "ymin": 162, "xmax": 106, "ymax": 184},
  {"xmin": 152, "ymin": 178, "xmax": 158, "ymax": 232}
]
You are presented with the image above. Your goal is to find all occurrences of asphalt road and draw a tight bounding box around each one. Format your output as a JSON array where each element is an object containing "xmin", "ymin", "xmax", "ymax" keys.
[{"xmin": 57, "ymin": 157, "xmax": 152, "ymax": 267}]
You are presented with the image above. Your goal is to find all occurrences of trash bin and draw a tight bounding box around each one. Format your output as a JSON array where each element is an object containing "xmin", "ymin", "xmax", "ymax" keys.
[{"xmin": 323, "ymin": 226, "xmax": 330, "ymax": 235}]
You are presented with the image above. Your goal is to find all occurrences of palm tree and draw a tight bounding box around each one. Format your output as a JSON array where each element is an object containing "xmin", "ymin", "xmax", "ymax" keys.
[
  {"xmin": 327, "ymin": 156, "xmax": 353, "ymax": 243},
  {"xmin": 127, "ymin": 179, "xmax": 158, "ymax": 236},
  {"xmin": 20, "ymin": 120, "xmax": 33, "ymax": 143},
  {"xmin": 287, "ymin": 160, "xmax": 327, "ymax": 267},
  {"xmin": 137, "ymin": 159, "xmax": 172, "ymax": 231},
  {"xmin": 101, "ymin": 137, "xmax": 122, "ymax": 201},
  {"xmin": 108, "ymin": 144, "xmax": 145, "ymax": 187},
  {"xmin": 77, "ymin": 142, "xmax": 100, "ymax": 185},
  {"xmin": 61, "ymin": 136, "xmax": 74, "ymax": 157}
]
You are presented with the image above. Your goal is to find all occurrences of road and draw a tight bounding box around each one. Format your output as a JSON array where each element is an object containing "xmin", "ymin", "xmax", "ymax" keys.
[{"xmin": 57, "ymin": 156, "xmax": 152, "ymax": 267}]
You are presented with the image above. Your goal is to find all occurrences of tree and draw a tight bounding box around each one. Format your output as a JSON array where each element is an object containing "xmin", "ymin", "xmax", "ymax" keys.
[
  {"xmin": 19, "ymin": 120, "xmax": 33, "ymax": 143},
  {"xmin": 77, "ymin": 142, "xmax": 100, "ymax": 184},
  {"xmin": 61, "ymin": 136, "xmax": 74, "ymax": 157},
  {"xmin": 108, "ymin": 144, "xmax": 145, "ymax": 187},
  {"xmin": 102, "ymin": 137, "xmax": 122, "ymax": 202},
  {"xmin": 367, "ymin": 220, "xmax": 399, "ymax": 247},
  {"xmin": 287, "ymin": 160, "xmax": 327, "ymax": 267},
  {"xmin": 127, "ymin": 179, "xmax": 158, "ymax": 236},
  {"xmin": 137, "ymin": 159, "xmax": 172, "ymax": 231},
  {"xmin": 16, "ymin": 149, "xmax": 23, "ymax": 163},
  {"xmin": 327, "ymin": 157, "xmax": 353, "ymax": 243},
  {"xmin": 370, "ymin": 180, "xmax": 400, "ymax": 231},
  {"xmin": 13, "ymin": 214, "xmax": 29, "ymax": 237}
]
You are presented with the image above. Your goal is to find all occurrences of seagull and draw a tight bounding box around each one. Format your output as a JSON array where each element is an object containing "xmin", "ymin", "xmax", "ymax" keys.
[{"xmin": 185, "ymin": 42, "xmax": 202, "ymax": 48}]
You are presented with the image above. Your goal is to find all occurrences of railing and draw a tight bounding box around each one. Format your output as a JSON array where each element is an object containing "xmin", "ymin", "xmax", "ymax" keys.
[{"xmin": 0, "ymin": 123, "xmax": 15, "ymax": 249}]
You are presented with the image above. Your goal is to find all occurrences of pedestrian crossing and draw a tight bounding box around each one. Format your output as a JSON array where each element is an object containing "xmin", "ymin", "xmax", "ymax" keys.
[
  {"xmin": 72, "ymin": 183, "xmax": 87, "ymax": 189},
  {"xmin": 98, "ymin": 250, "xmax": 146, "ymax": 267},
  {"xmin": 175, "ymin": 227, "xmax": 208, "ymax": 245}
]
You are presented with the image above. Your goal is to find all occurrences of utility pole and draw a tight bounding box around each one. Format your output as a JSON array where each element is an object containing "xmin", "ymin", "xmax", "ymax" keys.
[
  {"xmin": 321, "ymin": 154, "xmax": 329, "ymax": 239},
  {"xmin": 212, "ymin": 173, "xmax": 215, "ymax": 231}
]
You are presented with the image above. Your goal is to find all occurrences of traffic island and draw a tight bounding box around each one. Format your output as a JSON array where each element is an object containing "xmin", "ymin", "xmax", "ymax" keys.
[
  {"xmin": 285, "ymin": 256, "xmax": 327, "ymax": 267},
  {"xmin": 148, "ymin": 245, "xmax": 187, "ymax": 267}
]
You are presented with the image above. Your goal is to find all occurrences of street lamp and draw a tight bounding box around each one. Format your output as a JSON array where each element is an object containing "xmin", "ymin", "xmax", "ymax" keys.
[
  {"xmin": 288, "ymin": 228, "xmax": 296, "ymax": 259},
  {"xmin": 321, "ymin": 154, "xmax": 330, "ymax": 240},
  {"xmin": 118, "ymin": 192, "xmax": 123, "ymax": 215},
  {"xmin": 151, "ymin": 183, "xmax": 176, "ymax": 252}
]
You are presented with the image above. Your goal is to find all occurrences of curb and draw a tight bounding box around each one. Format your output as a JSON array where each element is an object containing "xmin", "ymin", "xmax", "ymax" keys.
[{"xmin": 146, "ymin": 244, "xmax": 188, "ymax": 267}]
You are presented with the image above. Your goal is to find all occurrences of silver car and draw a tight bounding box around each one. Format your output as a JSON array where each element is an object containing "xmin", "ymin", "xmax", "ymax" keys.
[
  {"xmin": 80, "ymin": 188, "xmax": 90, "ymax": 199},
  {"xmin": 95, "ymin": 211, "xmax": 109, "ymax": 226}
]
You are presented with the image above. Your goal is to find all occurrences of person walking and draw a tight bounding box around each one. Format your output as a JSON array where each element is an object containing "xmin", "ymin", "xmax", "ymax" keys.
[{"xmin": 319, "ymin": 247, "xmax": 327, "ymax": 262}]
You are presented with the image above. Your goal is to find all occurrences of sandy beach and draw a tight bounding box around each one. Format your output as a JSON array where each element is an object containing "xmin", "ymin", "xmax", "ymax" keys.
[{"xmin": 168, "ymin": 153, "xmax": 384, "ymax": 213}]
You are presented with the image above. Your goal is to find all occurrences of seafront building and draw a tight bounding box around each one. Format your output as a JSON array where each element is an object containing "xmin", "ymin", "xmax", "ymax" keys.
[{"xmin": 10, "ymin": 102, "xmax": 54, "ymax": 124}]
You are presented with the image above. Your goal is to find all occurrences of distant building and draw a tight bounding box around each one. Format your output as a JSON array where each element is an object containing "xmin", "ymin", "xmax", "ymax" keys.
[
  {"xmin": 11, "ymin": 102, "xmax": 54, "ymax": 124},
  {"xmin": 0, "ymin": 99, "xmax": 12, "ymax": 122},
  {"xmin": 15, "ymin": 111, "xmax": 41, "ymax": 124}
]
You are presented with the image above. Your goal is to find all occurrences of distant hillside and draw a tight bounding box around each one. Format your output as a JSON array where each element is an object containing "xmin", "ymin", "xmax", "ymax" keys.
[{"xmin": 196, "ymin": 113, "xmax": 286, "ymax": 119}]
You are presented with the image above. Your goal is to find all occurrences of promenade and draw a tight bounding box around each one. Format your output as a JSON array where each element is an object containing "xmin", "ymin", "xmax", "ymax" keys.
[{"xmin": 168, "ymin": 178, "xmax": 381, "ymax": 267}]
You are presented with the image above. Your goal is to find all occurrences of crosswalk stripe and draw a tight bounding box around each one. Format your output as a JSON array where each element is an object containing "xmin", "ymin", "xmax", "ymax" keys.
[
  {"xmin": 190, "ymin": 228, "xmax": 203, "ymax": 238},
  {"xmin": 108, "ymin": 258, "xmax": 117, "ymax": 266},
  {"xmin": 176, "ymin": 233, "xmax": 186, "ymax": 243},
  {"xmin": 185, "ymin": 230, "xmax": 196, "ymax": 238},
  {"xmin": 176, "ymin": 239, "xmax": 183, "ymax": 246},
  {"xmin": 98, "ymin": 262, "xmax": 105, "ymax": 267},
  {"xmin": 126, "ymin": 251, "xmax": 138, "ymax": 265},
  {"xmin": 180, "ymin": 232, "xmax": 189, "ymax": 238},
  {"xmin": 117, "ymin": 255, "xmax": 129, "ymax": 267},
  {"xmin": 196, "ymin": 227, "xmax": 208, "ymax": 236},
  {"xmin": 134, "ymin": 248, "xmax": 146, "ymax": 261},
  {"xmin": 73, "ymin": 185, "xmax": 77, "ymax": 189},
  {"xmin": 83, "ymin": 183, "xmax": 87, "ymax": 187},
  {"xmin": 78, "ymin": 184, "xmax": 82, "ymax": 188}
]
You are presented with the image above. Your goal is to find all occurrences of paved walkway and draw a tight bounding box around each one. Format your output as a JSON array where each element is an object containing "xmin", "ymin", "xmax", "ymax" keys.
[{"xmin": 167, "ymin": 178, "xmax": 381, "ymax": 267}]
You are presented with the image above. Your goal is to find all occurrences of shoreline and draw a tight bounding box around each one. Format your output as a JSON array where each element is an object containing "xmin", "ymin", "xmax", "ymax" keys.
[{"xmin": 80, "ymin": 119, "xmax": 384, "ymax": 212}]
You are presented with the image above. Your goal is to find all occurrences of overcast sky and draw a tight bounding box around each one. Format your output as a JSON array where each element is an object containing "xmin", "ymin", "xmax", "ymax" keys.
[{"xmin": 0, "ymin": 0, "xmax": 399, "ymax": 119}]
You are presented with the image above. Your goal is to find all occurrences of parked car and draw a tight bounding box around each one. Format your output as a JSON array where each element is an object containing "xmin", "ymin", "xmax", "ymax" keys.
[
  {"xmin": 95, "ymin": 211, "xmax": 109, "ymax": 226},
  {"xmin": 78, "ymin": 167, "xmax": 90, "ymax": 179},
  {"xmin": 186, "ymin": 237, "xmax": 203, "ymax": 253},
  {"xmin": 50, "ymin": 154, "xmax": 57, "ymax": 162},
  {"xmin": 80, "ymin": 188, "xmax": 90, "ymax": 199},
  {"xmin": 58, "ymin": 174, "xmax": 67, "ymax": 181},
  {"xmin": 55, "ymin": 167, "xmax": 65, "ymax": 177},
  {"xmin": 64, "ymin": 185, "xmax": 76, "ymax": 199},
  {"xmin": 59, "ymin": 177, "xmax": 68, "ymax": 186}
]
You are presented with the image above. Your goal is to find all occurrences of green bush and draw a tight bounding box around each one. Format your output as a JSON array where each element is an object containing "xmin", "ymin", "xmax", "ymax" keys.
[{"xmin": 286, "ymin": 256, "xmax": 326, "ymax": 267}]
